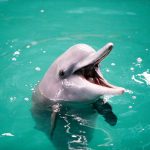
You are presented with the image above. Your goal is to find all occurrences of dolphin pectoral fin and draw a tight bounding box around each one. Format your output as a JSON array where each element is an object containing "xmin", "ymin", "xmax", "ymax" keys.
[
  {"xmin": 93, "ymin": 99, "xmax": 117, "ymax": 126},
  {"xmin": 50, "ymin": 111, "xmax": 57, "ymax": 138},
  {"xmin": 50, "ymin": 103, "xmax": 60, "ymax": 138}
]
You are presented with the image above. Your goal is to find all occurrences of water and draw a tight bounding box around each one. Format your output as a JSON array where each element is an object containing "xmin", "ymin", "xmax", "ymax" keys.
[{"xmin": 0, "ymin": 0, "xmax": 150, "ymax": 149}]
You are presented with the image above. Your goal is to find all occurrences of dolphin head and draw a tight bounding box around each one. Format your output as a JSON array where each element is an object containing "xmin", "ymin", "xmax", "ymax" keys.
[{"xmin": 39, "ymin": 43, "xmax": 125, "ymax": 103}]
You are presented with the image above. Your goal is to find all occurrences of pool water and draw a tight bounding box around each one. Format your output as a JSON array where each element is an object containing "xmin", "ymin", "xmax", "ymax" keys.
[{"xmin": 0, "ymin": 0, "xmax": 150, "ymax": 149}]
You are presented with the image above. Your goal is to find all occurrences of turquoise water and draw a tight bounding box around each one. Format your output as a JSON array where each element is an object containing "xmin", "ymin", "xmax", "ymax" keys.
[{"xmin": 0, "ymin": 0, "xmax": 150, "ymax": 149}]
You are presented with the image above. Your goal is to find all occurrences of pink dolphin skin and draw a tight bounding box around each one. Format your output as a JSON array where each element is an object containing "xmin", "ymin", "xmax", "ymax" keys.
[
  {"xmin": 32, "ymin": 43, "xmax": 125, "ymax": 137},
  {"xmin": 39, "ymin": 43, "xmax": 125, "ymax": 103}
]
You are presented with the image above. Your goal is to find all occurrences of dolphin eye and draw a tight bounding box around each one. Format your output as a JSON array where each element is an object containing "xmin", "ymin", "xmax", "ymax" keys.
[{"xmin": 59, "ymin": 70, "xmax": 65, "ymax": 77}]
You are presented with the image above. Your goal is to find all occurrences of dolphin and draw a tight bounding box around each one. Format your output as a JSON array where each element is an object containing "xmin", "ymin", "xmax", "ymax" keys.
[{"xmin": 32, "ymin": 43, "xmax": 125, "ymax": 141}]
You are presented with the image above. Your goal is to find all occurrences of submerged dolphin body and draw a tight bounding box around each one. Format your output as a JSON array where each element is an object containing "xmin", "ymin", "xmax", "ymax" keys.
[{"xmin": 32, "ymin": 43, "xmax": 124, "ymax": 149}]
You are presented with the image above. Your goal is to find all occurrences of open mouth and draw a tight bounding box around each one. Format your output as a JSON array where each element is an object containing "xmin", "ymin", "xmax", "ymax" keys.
[
  {"xmin": 72, "ymin": 43, "xmax": 125, "ymax": 95},
  {"xmin": 74, "ymin": 63, "xmax": 113, "ymax": 88},
  {"xmin": 73, "ymin": 43, "xmax": 116, "ymax": 89}
]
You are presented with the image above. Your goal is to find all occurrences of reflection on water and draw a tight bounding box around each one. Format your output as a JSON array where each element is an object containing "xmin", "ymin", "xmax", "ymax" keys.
[
  {"xmin": 31, "ymin": 89, "xmax": 117, "ymax": 150},
  {"xmin": 0, "ymin": 0, "xmax": 150, "ymax": 149}
]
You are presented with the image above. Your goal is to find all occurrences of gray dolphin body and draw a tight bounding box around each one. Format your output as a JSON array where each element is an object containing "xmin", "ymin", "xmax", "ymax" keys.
[{"xmin": 32, "ymin": 43, "xmax": 124, "ymax": 145}]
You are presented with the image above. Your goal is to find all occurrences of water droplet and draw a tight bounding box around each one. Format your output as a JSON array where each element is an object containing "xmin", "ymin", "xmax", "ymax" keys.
[
  {"xmin": 40, "ymin": 9, "xmax": 45, "ymax": 13},
  {"xmin": 132, "ymin": 96, "xmax": 136, "ymax": 99},
  {"xmin": 13, "ymin": 51, "xmax": 20, "ymax": 56},
  {"xmin": 9, "ymin": 96, "xmax": 16, "ymax": 102},
  {"xmin": 12, "ymin": 57, "xmax": 17, "ymax": 61},
  {"xmin": 125, "ymin": 89, "xmax": 133, "ymax": 94},
  {"xmin": 1, "ymin": 133, "xmax": 14, "ymax": 136},
  {"xmin": 111, "ymin": 63, "xmax": 116, "ymax": 66},
  {"xmin": 136, "ymin": 57, "xmax": 142, "ymax": 63},
  {"xmin": 30, "ymin": 88, "xmax": 34, "ymax": 91},
  {"xmin": 24, "ymin": 97, "xmax": 29, "ymax": 101},
  {"xmin": 26, "ymin": 45, "xmax": 31, "ymax": 48},
  {"xmin": 128, "ymin": 105, "xmax": 133, "ymax": 109},
  {"xmin": 42, "ymin": 50, "xmax": 46, "ymax": 53},
  {"xmin": 130, "ymin": 67, "xmax": 134, "ymax": 71},
  {"xmin": 106, "ymin": 69, "xmax": 110, "ymax": 72},
  {"xmin": 35, "ymin": 67, "xmax": 41, "ymax": 71}
]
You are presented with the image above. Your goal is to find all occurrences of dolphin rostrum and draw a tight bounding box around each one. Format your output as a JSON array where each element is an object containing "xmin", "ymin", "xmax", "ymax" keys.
[{"xmin": 32, "ymin": 43, "xmax": 125, "ymax": 138}]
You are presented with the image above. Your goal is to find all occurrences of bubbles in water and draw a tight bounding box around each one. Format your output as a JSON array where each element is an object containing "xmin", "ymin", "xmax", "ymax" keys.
[
  {"xmin": 132, "ymin": 96, "xmax": 136, "ymax": 99},
  {"xmin": 13, "ymin": 50, "xmax": 20, "ymax": 56},
  {"xmin": 125, "ymin": 89, "xmax": 133, "ymax": 94},
  {"xmin": 145, "ymin": 48, "xmax": 149, "ymax": 51},
  {"xmin": 136, "ymin": 57, "xmax": 142, "ymax": 63},
  {"xmin": 130, "ymin": 67, "xmax": 134, "ymax": 71},
  {"xmin": 40, "ymin": 9, "xmax": 45, "ymax": 13},
  {"xmin": 24, "ymin": 97, "xmax": 29, "ymax": 101},
  {"xmin": 35, "ymin": 67, "xmax": 41, "ymax": 72},
  {"xmin": 111, "ymin": 63, "xmax": 116, "ymax": 66},
  {"xmin": 11, "ymin": 49, "xmax": 21, "ymax": 61},
  {"xmin": 26, "ymin": 45, "xmax": 31, "ymax": 49},
  {"xmin": 1, "ymin": 133, "xmax": 14, "ymax": 137},
  {"xmin": 41, "ymin": 48, "xmax": 46, "ymax": 53},
  {"xmin": 128, "ymin": 105, "xmax": 133, "ymax": 109},
  {"xmin": 12, "ymin": 57, "xmax": 17, "ymax": 61},
  {"xmin": 106, "ymin": 68, "xmax": 110, "ymax": 72},
  {"xmin": 30, "ymin": 88, "xmax": 34, "ymax": 91},
  {"xmin": 9, "ymin": 96, "xmax": 16, "ymax": 102}
]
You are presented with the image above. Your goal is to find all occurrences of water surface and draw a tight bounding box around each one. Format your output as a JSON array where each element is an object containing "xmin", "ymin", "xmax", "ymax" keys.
[{"xmin": 0, "ymin": 0, "xmax": 150, "ymax": 149}]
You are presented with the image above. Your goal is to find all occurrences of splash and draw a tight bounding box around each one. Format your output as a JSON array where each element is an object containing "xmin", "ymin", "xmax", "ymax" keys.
[
  {"xmin": 1, "ymin": 133, "xmax": 14, "ymax": 137},
  {"xmin": 137, "ymin": 71, "xmax": 150, "ymax": 85},
  {"xmin": 131, "ymin": 75, "xmax": 144, "ymax": 84},
  {"xmin": 124, "ymin": 89, "xmax": 133, "ymax": 94},
  {"xmin": 132, "ymin": 70, "xmax": 150, "ymax": 86}
]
